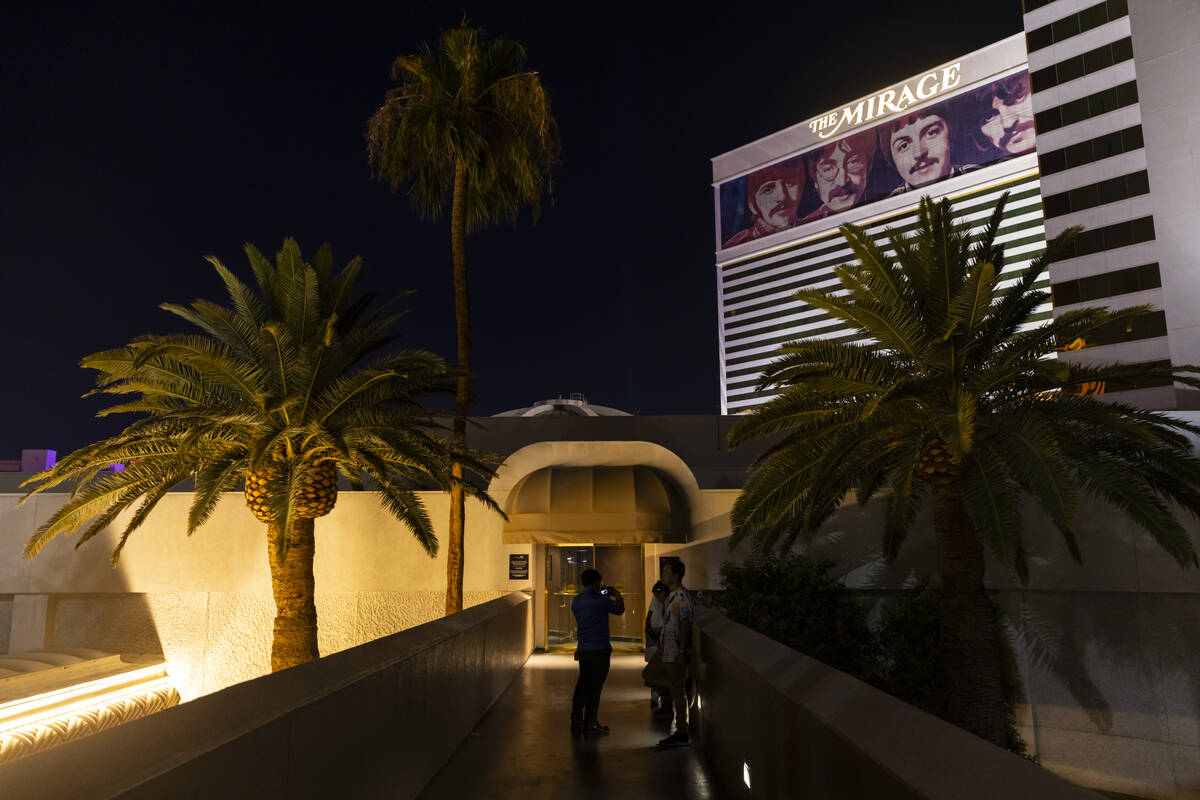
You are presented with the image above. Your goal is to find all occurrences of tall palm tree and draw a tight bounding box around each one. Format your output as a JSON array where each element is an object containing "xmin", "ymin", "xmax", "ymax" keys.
[
  {"xmin": 367, "ymin": 24, "xmax": 560, "ymax": 615},
  {"xmin": 22, "ymin": 239, "xmax": 498, "ymax": 671},
  {"xmin": 729, "ymin": 195, "xmax": 1200, "ymax": 747}
]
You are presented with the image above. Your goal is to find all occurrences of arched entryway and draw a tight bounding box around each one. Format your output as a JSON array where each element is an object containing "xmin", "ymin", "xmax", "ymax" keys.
[{"xmin": 499, "ymin": 461, "xmax": 690, "ymax": 650}]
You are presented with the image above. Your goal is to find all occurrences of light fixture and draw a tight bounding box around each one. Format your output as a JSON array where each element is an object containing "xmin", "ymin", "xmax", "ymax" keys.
[
  {"xmin": 743, "ymin": 761, "xmax": 752, "ymax": 791},
  {"xmin": 0, "ymin": 660, "xmax": 178, "ymax": 764}
]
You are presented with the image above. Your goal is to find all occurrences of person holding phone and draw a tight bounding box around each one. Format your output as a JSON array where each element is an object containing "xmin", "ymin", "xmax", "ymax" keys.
[{"xmin": 570, "ymin": 568, "xmax": 625, "ymax": 735}]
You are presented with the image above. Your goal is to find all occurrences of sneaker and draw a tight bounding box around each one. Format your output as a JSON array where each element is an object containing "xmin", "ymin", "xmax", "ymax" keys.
[
  {"xmin": 583, "ymin": 722, "xmax": 611, "ymax": 735},
  {"xmin": 658, "ymin": 730, "xmax": 690, "ymax": 747}
]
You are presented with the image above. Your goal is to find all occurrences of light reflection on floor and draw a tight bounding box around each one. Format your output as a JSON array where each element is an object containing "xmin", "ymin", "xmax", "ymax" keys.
[{"xmin": 419, "ymin": 652, "xmax": 724, "ymax": 799}]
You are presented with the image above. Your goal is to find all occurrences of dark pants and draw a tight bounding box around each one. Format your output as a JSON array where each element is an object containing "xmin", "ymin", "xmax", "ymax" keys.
[
  {"xmin": 571, "ymin": 649, "xmax": 612, "ymax": 725},
  {"xmin": 666, "ymin": 659, "xmax": 689, "ymax": 733}
]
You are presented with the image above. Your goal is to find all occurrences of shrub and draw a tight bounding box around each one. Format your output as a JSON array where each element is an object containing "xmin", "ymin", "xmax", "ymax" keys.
[
  {"xmin": 715, "ymin": 554, "xmax": 876, "ymax": 681},
  {"xmin": 876, "ymin": 579, "xmax": 1028, "ymax": 756},
  {"xmin": 718, "ymin": 561, "xmax": 1029, "ymax": 756}
]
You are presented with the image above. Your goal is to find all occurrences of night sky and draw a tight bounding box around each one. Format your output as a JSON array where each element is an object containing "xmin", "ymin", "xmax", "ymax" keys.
[{"xmin": 1, "ymin": 2, "xmax": 1021, "ymax": 457}]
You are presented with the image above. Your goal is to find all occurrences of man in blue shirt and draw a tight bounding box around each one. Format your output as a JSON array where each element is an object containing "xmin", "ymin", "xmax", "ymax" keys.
[{"xmin": 570, "ymin": 568, "xmax": 625, "ymax": 735}]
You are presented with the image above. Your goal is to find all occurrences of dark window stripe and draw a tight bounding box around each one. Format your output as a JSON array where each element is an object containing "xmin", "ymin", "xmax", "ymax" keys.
[
  {"xmin": 1030, "ymin": 36, "xmax": 1134, "ymax": 92},
  {"xmin": 1041, "ymin": 169, "xmax": 1150, "ymax": 218},
  {"xmin": 1025, "ymin": 0, "xmax": 1129, "ymax": 53},
  {"xmin": 1051, "ymin": 263, "xmax": 1160, "ymax": 305},
  {"xmin": 1035, "ymin": 125, "xmax": 1143, "ymax": 176},
  {"xmin": 1055, "ymin": 215, "xmax": 1155, "ymax": 260},
  {"xmin": 1057, "ymin": 310, "xmax": 1166, "ymax": 348},
  {"xmin": 1034, "ymin": 80, "xmax": 1139, "ymax": 134}
]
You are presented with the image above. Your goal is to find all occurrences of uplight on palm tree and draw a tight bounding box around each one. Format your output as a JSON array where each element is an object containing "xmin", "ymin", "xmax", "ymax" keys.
[
  {"xmin": 22, "ymin": 240, "xmax": 498, "ymax": 671},
  {"xmin": 730, "ymin": 195, "xmax": 1200, "ymax": 746},
  {"xmin": 367, "ymin": 24, "xmax": 560, "ymax": 615}
]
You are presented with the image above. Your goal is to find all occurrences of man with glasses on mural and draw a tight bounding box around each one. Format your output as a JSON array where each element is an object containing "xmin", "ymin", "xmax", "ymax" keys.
[
  {"xmin": 799, "ymin": 130, "xmax": 877, "ymax": 224},
  {"xmin": 722, "ymin": 158, "xmax": 805, "ymax": 247},
  {"xmin": 880, "ymin": 102, "xmax": 978, "ymax": 197},
  {"xmin": 968, "ymin": 72, "xmax": 1036, "ymax": 158}
]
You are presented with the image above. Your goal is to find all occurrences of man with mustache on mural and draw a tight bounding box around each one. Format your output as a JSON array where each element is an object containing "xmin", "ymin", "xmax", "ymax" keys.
[
  {"xmin": 880, "ymin": 104, "xmax": 978, "ymax": 197},
  {"xmin": 968, "ymin": 72, "xmax": 1036, "ymax": 157},
  {"xmin": 722, "ymin": 158, "xmax": 804, "ymax": 247},
  {"xmin": 799, "ymin": 130, "xmax": 877, "ymax": 224}
]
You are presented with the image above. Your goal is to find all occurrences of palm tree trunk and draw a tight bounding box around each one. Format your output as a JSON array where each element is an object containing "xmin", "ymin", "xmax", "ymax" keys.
[
  {"xmin": 933, "ymin": 483, "xmax": 1009, "ymax": 747},
  {"xmin": 446, "ymin": 157, "xmax": 470, "ymax": 616},
  {"xmin": 267, "ymin": 517, "xmax": 319, "ymax": 671}
]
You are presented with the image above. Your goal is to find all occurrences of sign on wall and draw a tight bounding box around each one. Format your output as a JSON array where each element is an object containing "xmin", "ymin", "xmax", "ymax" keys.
[
  {"xmin": 718, "ymin": 70, "xmax": 1034, "ymax": 249},
  {"xmin": 509, "ymin": 553, "xmax": 530, "ymax": 581}
]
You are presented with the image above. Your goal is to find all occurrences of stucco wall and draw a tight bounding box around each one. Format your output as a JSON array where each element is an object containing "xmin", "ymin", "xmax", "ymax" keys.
[
  {"xmin": 0, "ymin": 595, "xmax": 11, "ymax": 653},
  {"xmin": 0, "ymin": 593, "xmax": 533, "ymax": 800},
  {"xmin": 0, "ymin": 490, "xmax": 527, "ymax": 700}
]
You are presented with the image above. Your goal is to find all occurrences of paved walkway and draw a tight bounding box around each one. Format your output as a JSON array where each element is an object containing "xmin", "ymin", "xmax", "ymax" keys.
[{"xmin": 419, "ymin": 653, "xmax": 725, "ymax": 799}]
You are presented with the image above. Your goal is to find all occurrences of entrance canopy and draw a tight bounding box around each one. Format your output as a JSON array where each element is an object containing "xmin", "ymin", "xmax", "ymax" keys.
[{"xmin": 502, "ymin": 466, "xmax": 684, "ymax": 544}]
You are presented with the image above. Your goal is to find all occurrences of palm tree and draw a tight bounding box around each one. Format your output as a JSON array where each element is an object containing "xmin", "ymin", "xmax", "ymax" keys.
[
  {"xmin": 367, "ymin": 24, "xmax": 560, "ymax": 615},
  {"xmin": 729, "ymin": 195, "xmax": 1200, "ymax": 747},
  {"xmin": 22, "ymin": 239, "xmax": 497, "ymax": 671}
]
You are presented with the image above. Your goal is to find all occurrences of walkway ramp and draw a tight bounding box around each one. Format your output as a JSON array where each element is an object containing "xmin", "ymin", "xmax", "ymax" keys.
[{"xmin": 420, "ymin": 653, "xmax": 723, "ymax": 799}]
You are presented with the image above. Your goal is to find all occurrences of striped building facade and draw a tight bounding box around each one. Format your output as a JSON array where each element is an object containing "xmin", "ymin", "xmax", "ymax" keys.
[
  {"xmin": 1022, "ymin": 0, "xmax": 1200, "ymax": 409},
  {"xmin": 713, "ymin": 35, "xmax": 1048, "ymax": 415},
  {"xmin": 718, "ymin": 172, "xmax": 1049, "ymax": 413}
]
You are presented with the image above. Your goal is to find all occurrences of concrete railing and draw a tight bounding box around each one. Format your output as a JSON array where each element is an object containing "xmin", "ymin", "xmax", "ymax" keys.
[
  {"xmin": 0, "ymin": 592, "xmax": 532, "ymax": 800},
  {"xmin": 690, "ymin": 607, "xmax": 1102, "ymax": 799}
]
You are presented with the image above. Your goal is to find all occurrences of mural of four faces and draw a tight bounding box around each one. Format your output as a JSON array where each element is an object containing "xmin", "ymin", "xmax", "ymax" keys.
[{"xmin": 720, "ymin": 71, "xmax": 1035, "ymax": 248}]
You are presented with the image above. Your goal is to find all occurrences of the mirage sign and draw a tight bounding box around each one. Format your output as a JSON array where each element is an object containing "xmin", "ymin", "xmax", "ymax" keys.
[
  {"xmin": 809, "ymin": 63, "xmax": 963, "ymax": 140},
  {"xmin": 718, "ymin": 70, "xmax": 1034, "ymax": 250}
]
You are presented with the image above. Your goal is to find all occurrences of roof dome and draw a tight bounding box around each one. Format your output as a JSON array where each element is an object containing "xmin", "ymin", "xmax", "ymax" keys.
[{"xmin": 493, "ymin": 394, "xmax": 631, "ymax": 418}]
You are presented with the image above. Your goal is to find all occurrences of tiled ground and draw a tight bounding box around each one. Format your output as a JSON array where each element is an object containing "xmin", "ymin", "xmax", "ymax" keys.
[{"xmin": 419, "ymin": 653, "xmax": 725, "ymax": 799}]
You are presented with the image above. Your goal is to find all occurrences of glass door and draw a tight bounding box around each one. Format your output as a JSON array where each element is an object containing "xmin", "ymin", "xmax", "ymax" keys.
[
  {"xmin": 547, "ymin": 545, "xmax": 593, "ymax": 650},
  {"xmin": 545, "ymin": 544, "xmax": 644, "ymax": 653}
]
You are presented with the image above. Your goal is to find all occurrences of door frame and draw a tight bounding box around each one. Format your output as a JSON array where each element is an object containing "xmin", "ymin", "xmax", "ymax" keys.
[{"xmin": 543, "ymin": 542, "xmax": 644, "ymax": 653}]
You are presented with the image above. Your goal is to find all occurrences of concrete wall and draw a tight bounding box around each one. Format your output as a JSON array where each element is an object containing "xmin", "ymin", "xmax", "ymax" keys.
[
  {"xmin": 652, "ymin": 485, "xmax": 1200, "ymax": 799},
  {"xmin": 1130, "ymin": 0, "xmax": 1200, "ymax": 406},
  {"xmin": 0, "ymin": 490, "xmax": 529, "ymax": 700},
  {"xmin": 0, "ymin": 592, "xmax": 532, "ymax": 800},
  {"xmin": 691, "ymin": 607, "xmax": 1101, "ymax": 799}
]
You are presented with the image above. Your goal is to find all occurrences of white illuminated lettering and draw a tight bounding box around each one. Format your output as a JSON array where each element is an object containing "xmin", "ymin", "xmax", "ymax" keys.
[
  {"xmin": 942, "ymin": 62, "xmax": 962, "ymax": 90},
  {"xmin": 807, "ymin": 60, "xmax": 968, "ymax": 139},
  {"xmin": 916, "ymin": 73, "xmax": 940, "ymax": 99}
]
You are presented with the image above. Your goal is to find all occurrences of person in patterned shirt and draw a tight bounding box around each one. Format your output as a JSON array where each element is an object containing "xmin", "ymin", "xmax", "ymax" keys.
[{"xmin": 657, "ymin": 558, "xmax": 694, "ymax": 747}]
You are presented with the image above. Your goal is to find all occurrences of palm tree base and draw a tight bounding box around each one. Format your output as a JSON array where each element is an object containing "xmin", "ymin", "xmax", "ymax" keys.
[{"xmin": 268, "ymin": 518, "xmax": 320, "ymax": 671}]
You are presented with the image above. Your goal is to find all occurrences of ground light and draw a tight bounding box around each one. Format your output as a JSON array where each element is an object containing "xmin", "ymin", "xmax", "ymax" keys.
[
  {"xmin": 0, "ymin": 656, "xmax": 178, "ymax": 763},
  {"xmin": 743, "ymin": 761, "xmax": 752, "ymax": 791}
]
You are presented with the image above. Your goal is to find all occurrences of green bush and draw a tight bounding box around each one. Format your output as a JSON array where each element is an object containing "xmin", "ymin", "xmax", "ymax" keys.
[
  {"xmin": 876, "ymin": 578, "xmax": 1029, "ymax": 757},
  {"xmin": 718, "ymin": 560, "xmax": 1028, "ymax": 756},
  {"xmin": 876, "ymin": 578, "xmax": 945, "ymax": 717},
  {"xmin": 715, "ymin": 554, "xmax": 877, "ymax": 681}
]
